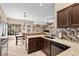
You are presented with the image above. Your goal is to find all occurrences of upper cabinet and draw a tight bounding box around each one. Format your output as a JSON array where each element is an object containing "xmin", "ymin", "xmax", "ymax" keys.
[
  {"xmin": 0, "ymin": 6, "xmax": 7, "ymax": 23},
  {"xmin": 57, "ymin": 3, "xmax": 79, "ymax": 28},
  {"xmin": 57, "ymin": 7, "xmax": 70, "ymax": 28},
  {"xmin": 70, "ymin": 4, "xmax": 79, "ymax": 27}
]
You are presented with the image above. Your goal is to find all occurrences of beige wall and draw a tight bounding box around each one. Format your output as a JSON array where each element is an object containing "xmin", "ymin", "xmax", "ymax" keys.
[
  {"xmin": 0, "ymin": 5, "xmax": 8, "ymax": 37},
  {"xmin": 7, "ymin": 17, "xmax": 33, "ymax": 25},
  {"xmin": 7, "ymin": 18, "xmax": 23, "ymax": 25},
  {"xmin": 7, "ymin": 17, "xmax": 33, "ymax": 32},
  {"xmin": 7, "ymin": 17, "xmax": 45, "ymax": 33},
  {"xmin": 54, "ymin": 3, "xmax": 74, "ymax": 28},
  {"xmin": 0, "ymin": 5, "xmax": 7, "ymax": 23},
  {"xmin": 55, "ymin": 3, "xmax": 73, "ymax": 12}
]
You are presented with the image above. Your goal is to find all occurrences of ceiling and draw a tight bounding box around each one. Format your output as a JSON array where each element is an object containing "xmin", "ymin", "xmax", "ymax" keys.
[{"xmin": 1, "ymin": 3, "xmax": 55, "ymax": 24}]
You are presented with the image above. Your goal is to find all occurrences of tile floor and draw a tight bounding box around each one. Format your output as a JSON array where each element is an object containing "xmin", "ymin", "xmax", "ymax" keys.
[{"xmin": 8, "ymin": 37, "xmax": 46, "ymax": 56}]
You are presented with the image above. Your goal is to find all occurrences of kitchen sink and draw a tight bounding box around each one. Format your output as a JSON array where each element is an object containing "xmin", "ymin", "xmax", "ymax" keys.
[{"xmin": 44, "ymin": 36, "xmax": 55, "ymax": 39}]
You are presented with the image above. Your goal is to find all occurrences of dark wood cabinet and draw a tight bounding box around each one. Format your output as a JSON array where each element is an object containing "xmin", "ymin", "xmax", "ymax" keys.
[
  {"xmin": 57, "ymin": 7, "xmax": 70, "ymax": 28},
  {"xmin": 41, "ymin": 38, "xmax": 51, "ymax": 56},
  {"xmin": 28, "ymin": 37, "xmax": 41, "ymax": 54},
  {"xmin": 28, "ymin": 37, "xmax": 51, "ymax": 56},
  {"xmin": 57, "ymin": 3, "xmax": 79, "ymax": 28},
  {"xmin": 27, "ymin": 36, "xmax": 70, "ymax": 56},
  {"xmin": 70, "ymin": 4, "xmax": 79, "ymax": 27}
]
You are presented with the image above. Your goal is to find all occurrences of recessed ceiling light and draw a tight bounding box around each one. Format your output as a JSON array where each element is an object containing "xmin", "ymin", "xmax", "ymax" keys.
[{"xmin": 40, "ymin": 3, "xmax": 43, "ymax": 6}]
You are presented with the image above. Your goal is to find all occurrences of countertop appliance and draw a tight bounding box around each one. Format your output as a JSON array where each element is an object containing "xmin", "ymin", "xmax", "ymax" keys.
[
  {"xmin": 0, "ymin": 38, "xmax": 8, "ymax": 56},
  {"xmin": 50, "ymin": 41, "xmax": 70, "ymax": 56}
]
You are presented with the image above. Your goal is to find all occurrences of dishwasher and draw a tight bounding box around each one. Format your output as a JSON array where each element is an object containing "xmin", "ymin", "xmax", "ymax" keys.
[{"xmin": 50, "ymin": 41, "xmax": 70, "ymax": 56}]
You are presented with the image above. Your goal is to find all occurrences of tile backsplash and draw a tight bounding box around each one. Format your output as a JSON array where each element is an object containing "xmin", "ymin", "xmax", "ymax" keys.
[{"xmin": 57, "ymin": 28, "xmax": 79, "ymax": 43}]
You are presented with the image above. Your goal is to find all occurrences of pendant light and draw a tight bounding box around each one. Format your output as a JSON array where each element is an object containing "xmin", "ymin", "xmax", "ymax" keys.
[{"xmin": 23, "ymin": 11, "xmax": 27, "ymax": 29}]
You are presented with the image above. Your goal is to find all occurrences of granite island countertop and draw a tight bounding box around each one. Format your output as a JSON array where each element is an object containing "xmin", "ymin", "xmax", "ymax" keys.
[{"xmin": 26, "ymin": 35, "xmax": 79, "ymax": 56}]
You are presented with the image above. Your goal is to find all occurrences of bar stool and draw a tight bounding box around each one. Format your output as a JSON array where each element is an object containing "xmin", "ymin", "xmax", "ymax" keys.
[{"xmin": 15, "ymin": 35, "xmax": 25, "ymax": 45}]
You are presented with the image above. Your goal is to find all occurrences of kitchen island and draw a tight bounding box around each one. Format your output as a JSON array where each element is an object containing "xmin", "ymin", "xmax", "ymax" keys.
[
  {"xmin": 25, "ymin": 35, "xmax": 79, "ymax": 56},
  {"xmin": 25, "ymin": 35, "xmax": 46, "ymax": 53}
]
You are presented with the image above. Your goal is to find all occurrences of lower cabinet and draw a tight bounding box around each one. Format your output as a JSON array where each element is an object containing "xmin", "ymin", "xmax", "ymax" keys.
[
  {"xmin": 28, "ymin": 37, "xmax": 41, "ymax": 54},
  {"xmin": 27, "ymin": 37, "xmax": 70, "ymax": 56},
  {"xmin": 28, "ymin": 37, "xmax": 51, "ymax": 56},
  {"xmin": 41, "ymin": 38, "xmax": 51, "ymax": 56}
]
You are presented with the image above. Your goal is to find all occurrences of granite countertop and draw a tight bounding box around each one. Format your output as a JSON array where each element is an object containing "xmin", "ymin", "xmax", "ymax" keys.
[
  {"xmin": 43, "ymin": 37, "xmax": 79, "ymax": 56},
  {"xmin": 27, "ymin": 35, "xmax": 47, "ymax": 38},
  {"xmin": 26, "ymin": 35, "xmax": 79, "ymax": 56}
]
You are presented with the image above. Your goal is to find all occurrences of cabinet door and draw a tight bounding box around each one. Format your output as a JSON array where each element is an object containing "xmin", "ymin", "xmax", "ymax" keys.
[
  {"xmin": 28, "ymin": 39, "xmax": 36, "ymax": 53},
  {"xmin": 57, "ymin": 7, "xmax": 70, "ymax": 28},
  {"xmin": 42, "ymin": 39, "xmax": 50, "ymax": 56},
  {"xmin": 35, "ymin": 38, "xmax": 41, "ymax": 50},
  {"xmin": 28, "ymin": 37, "xmax": 41, "ymax": 54},
  {"xmin": 70, "ymin": 4, "xmax": 79, "ymax": 27}
]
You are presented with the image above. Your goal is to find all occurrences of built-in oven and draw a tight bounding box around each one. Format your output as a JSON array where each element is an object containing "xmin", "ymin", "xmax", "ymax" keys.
[
  {"xmin": 50, "ymin": 41, "xmax": 70, "ymax": 56},
  {"xmin": 0, "ymin": 38, "xmax": 8, "ymax": 56}
]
